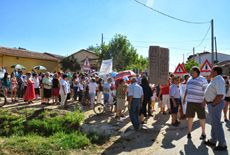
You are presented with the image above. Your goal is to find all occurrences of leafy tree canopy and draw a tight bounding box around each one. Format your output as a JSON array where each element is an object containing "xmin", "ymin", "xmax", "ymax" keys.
[
  {"xmin": 59, "ymin": 55, "xmax": 81, "ymax": 72},
  {"xmin": 184, "ymin": 59, "xmax": 202, "ymax": 73},
  {"xmin": 87, "ymin": 34, "xmax": 148, "ymax": 72}
]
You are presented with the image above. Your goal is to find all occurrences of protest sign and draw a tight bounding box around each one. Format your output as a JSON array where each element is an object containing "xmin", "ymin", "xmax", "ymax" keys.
[
  {"xmin": 148, "ymin": 46, "xmax": 169, "ymax": 85},
  {"xmin": 99, "ymin": 59, "xmax": 113, "ymax": 75}
]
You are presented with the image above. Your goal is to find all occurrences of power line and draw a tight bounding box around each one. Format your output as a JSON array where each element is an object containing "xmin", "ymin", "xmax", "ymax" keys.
[
  {"xmin": 134, "ymin": 0, "xmax": 211, "ymax": 24},
  {"xmin": 195, "ymin": 24, "xmax": 211, "ymax": 48}
]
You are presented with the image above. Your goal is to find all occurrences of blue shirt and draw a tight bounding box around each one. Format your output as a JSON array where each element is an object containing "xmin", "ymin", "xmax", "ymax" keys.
[
  {"xmin": 169, "ymin": 84, "xmax": 180, "ymax": 99},
  {"xmin": 103, "ymin": 82, "xmax": 111, "ymax": 95},
  {"xmin": 137, "ymin": 77, "xmax": 142, "ymax": 84},
  {"xmin": 128, "ymin": 82, "xmax": 144, "ymax": 98}
]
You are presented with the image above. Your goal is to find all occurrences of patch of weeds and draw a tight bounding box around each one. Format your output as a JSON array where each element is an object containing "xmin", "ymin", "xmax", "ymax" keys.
[{"xmin": 86, "ymin": 131, "xmax": 110, "ymax": 145}]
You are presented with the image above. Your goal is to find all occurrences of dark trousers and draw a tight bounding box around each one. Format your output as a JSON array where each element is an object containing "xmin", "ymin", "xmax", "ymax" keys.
[
  {"xmin": 73, "ymin": 87, "xmax": 78, "ymax": 100},
  {"xmin": 24, "ymin": 86, "xmax": 27, "ymax": 95},
  {"xmin": 18, "ymin": 83, "xmax": 24, "ymax": 98},
  {"xmin": 79, "ymin": 90, "xmax": 83, "ymax": 102}
]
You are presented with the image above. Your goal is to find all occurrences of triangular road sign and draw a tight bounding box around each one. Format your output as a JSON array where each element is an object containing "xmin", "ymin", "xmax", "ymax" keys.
[
  {"xmin": 88, "ymin": 67, "xmax": 94, "ymax": 74},
  {"xmin": 200, "ymin": 59, "xmax": 212, "ymax": 72},
  {"xmin": 181, "ymin": 62, "xmax": 187, "ymax": 73},
  {"xmin": 82, "ymin": 56, "xmax": 91, "ymax": 68},
  {"xmin": 174, "ymin": 63, "xmax": 187, "ymax": 74}
]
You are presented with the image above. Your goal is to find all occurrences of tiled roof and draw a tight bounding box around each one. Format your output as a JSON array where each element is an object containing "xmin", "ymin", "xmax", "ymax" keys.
[
  {"xmin": 44, "ymin": 52, "xmax": 64, "ymax": 60},
  {"xmin": 0, "ymin": 46, "xmax": 59, "ymax": 61},
  {"xmin": 68, "ymin": 49, "xmax": 96, "ymax": 57}
]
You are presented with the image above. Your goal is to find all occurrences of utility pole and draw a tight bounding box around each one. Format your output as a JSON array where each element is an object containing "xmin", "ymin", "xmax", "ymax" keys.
[
  {"xmin": 211, "ymin": 19, "xmax": 214, "ymax": 66},
  {"xmin": 214, "ymin": 36, "xmax": 218, "ymax": 64},
  {"xmin": 193, "ymin": 47, "xmax": 195, "ymax": 59},
  {"xmin": 101, "ymin": 33, "xmax": 103, "ymax": 47}
]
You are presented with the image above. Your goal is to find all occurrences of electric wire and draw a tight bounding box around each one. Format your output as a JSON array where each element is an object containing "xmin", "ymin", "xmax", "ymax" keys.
[{"xmin": 135, "ymin": 0, "xmax": 211, "ymax": 24}]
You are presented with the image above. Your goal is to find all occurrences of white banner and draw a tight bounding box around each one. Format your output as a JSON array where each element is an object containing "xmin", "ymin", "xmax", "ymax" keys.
[
  {"xmin": 179, "ymin": 84, "xmax": 187, "ymax": 115},
  {"xmin": 99, "ymin": 59, "xmax": 113, "ymax": 75}
]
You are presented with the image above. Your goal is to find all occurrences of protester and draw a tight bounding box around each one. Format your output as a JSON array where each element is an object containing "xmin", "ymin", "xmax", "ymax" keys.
[
  {"xmin": 184, "ymin": 74, "xmax": 190, "ymax": 84},
  {"xmin": 103, "ymin": 77, "xmax": 112, "ymax": 105},
  {"xmin": 160, "ymin": 78, "xmax": 171, "ymax": 115},
  {"xmin": 10, "ymin": 72, "xmax": 18, "ymax": 102},
  {"xmin": 33, "ymin": 73, "xmax": 40, "ymax": 100},
  {"xmin": 109, "ymin": 85, "xmax": 116, "ymax": 113},
  {"xmin": 223, "ymin": 75, "xmax": 230, "ymax": 121},
  {"xmin": 16, "ymin": 71, "xmax": 24, "ymax": 99},
  {"xmin": 104, "ymin": 74, "xmax": 110, "ymax": 84},
  {"xmin": 59, "ymin": 74, "xmax": 68, "ymax": 109},
  {"xmin": 156, "ymin": 84, "xmax": 163, "ymax": 112},
  {"xmin": 183, "ymin": 66, "xmax": 208, "ymax": 139},
  {"xmin": 23, "ymin": 72, "xmax": 28, "ymax": 100},
  {"xmin": 137, "ymin": 72, "xmax": 144, "ymax": 85},
  {"xmin": 169, "ymin": 77, "xmax": 181, "ymax": 126},
  {"xmin": 0, "ymin": 72, "xmax": 10, "ymax": 103},
  {"xmin": 24, "ymin": 72, "xmax": 36, "ymax": 104},
  {"xmin": 40, "ymin": 75, "xmax": 45, "ymax": 104},
  {"xmin": 85, "ymin": 73, "xmax": 89, "ymax": 102},
  {"xmin": 128, "ymin": 77, "xmax": 144, "ymax": 130},
  {"xmin": 204, "ymin": 66, "xmax": 227, "ymax": 151},
  {"xmin": 206, "ymin": 75, "xmax": 211, "ymax": 83},
  {"xmin": 140, "ymin": 78, "xmax": 153, "ymax": 124},
  {"xmin": 0, "ymin": 67, "xmax": 6, "ymax": 72},
  {"xmin": 151, "ymin": 88, "xmax": 156, "ymax": 112},
  {"xmin": 116, "ymin": 79, "xmax": 127, "ymax": 122},
  {"xmin": 97, "ymin": 78, "xmax": 103, "ymax": 104},
  {"xmin": 73, "ymin": 74, "xmax": 79, "ymax": 101},
  {"xmin": 88, "ymin": 78, "xmax": 98, "ymax": 108},
  {"xmin": 43, "ymin": 72, "xmax": 52, "ymax": 105},
  {"xmin": 78, "ymin": 76, "xmax": 86, "ymax": 105},
  {"xmin": 52, "ymin": 73, "xmax": 59, "ymax": 104},
  {"xmin": 136, "ymin": 74, "xmax": 140, "ymax": 84}
]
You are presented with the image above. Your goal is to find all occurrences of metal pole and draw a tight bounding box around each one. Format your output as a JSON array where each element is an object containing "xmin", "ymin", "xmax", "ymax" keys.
[
  {"xmin": 101, "ymin": 33, "xmax": 103, "ymax": 47},
  {"xmin": 193, "ymin": 47, "xmax": 195, "ymax": 60},
  {"xmin": 211, "ymin": 19, "xmax": 214, "ymax": 66},
  {"xmin": 214, "ymin": 36, "xmax": 218, "ymax": 64},
  {"xmin": 183, "ymin": 54, "xmax": 184, "ymax": 63}
]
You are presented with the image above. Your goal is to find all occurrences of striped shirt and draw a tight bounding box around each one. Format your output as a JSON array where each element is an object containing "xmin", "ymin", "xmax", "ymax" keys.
[
  {"xmin": 186, "ymin": 75, "xmax": 208, "ymax": 103},
  {"xmin": 204, "ymin": 75, "xmax": 225, "ymax": 102}
]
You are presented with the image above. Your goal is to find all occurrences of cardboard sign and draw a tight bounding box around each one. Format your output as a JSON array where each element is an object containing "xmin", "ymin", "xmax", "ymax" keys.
[
  {"xmin": 82, "ymin": 56, "xmax": 91, "ymax": 68},
  {"xmin": 148, "ymin": 46, "xmax": 169, "ymax": 85}
]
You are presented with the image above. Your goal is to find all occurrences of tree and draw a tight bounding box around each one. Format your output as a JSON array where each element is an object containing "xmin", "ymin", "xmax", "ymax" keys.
[
  {"xmin": 59, "ymin": 55, "xmax": 81, "ymax": 72},
  {"xmin": 184, "ymin": 59, "xmax": 202, "ymax": 73},
  {"xmin": 87, "ymin": 34, "xmax": 149, "ymax": 72}
]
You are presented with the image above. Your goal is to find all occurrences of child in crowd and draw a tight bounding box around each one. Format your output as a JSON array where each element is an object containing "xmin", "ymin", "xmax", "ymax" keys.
[
  {"xmin": 109, "ymin": 85, "xmax": 116, "ymax": 113},
  {"xmin": 151, "ymin": 88, "xmax": 156, "ymax": 112}
]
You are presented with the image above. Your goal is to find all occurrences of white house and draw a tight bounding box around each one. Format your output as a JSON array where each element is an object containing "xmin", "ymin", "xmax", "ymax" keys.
[{"xmin": 187, "ymin": 52, "xmax": 230, "ymax": 65}]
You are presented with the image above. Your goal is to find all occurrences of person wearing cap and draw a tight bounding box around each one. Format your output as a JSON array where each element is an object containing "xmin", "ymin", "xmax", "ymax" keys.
[
  {"xmin": 128, "ymin": 77, "xmax": 144, "ymax": 130},
  {"xmin": 169, "ymin": 77, "xmax": 181, "ymax": 126},
  {"xmin": 104, "ymin": 74, "xmax": 110, "ymax": 84},
  {"xmin": 17, "ymin": 71, "xmax": 24, "ymax": 99},
  {"xmin": 42, "ymin": 72, "xmax": 52, "ymax": 105},
  {"xmin": 88, "ymin": 78, "xmax": 98, "ymax": 108},
  {"xmin": 204, "ymin": 66, "xmax": 227, "ymax": 151}
]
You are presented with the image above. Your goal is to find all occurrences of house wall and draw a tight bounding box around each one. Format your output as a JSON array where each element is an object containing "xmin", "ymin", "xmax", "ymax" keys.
[
  {"xmin": 195, "ymin": 53, "xmax": 230, "ymax": 65},
  {"xmin": 0, "ymin": 54, "xmax": 59, "ymax": 73},
  {"xmin": 71, "ymin": 50, "xmax": 99, "ymax": 72}
]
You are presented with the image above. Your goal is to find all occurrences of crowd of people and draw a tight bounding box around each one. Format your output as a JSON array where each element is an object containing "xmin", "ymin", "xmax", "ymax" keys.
[{"xmin": 0, "ymin": 66, "xmax": 229, "ymax": 151}]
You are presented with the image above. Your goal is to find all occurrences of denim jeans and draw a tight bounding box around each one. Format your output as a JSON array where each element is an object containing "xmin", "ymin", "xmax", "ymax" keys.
[
  {"xmin": 208, "ymin": 100, "xmax": 226, "ymax": 147},
  {"xmin": 89, "ymin": 93, "xmax": 95, "ymax": 105},
  {"xmin": 129, "ymin": 98, "xmax": 141, "ymax": 130},
  {"xmin": 73, "ymin": 87, "xmax": 78, "ymax": 100}
]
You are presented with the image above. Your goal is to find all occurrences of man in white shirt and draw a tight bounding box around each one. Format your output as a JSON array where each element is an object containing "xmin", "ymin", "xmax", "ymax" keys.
[
  {"xmin": 183, "ymin": 66, "xmax": 208, "ymax": 140},
  {"xmin": 128, "ymin": 77, "xmax": 144, "ymax": 130},
  {"xmin": 204, "ymin": 66, "xmax": 227, "ymax": 151}
]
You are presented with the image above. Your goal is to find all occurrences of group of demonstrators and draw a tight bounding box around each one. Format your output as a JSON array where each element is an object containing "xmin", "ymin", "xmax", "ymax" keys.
[
  {"xmin": 104, "ymin": 67, "xmax": 228, "ymax": 151},
  {"xmin": 0, "ymin": 66, "xmax": 229, "ymax": 150}
]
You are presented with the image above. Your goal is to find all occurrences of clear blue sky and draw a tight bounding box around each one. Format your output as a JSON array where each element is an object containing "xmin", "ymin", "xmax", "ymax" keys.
[{"xmin": 0, "ymin": 0, "xmax": 230, "ymax": 72}]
